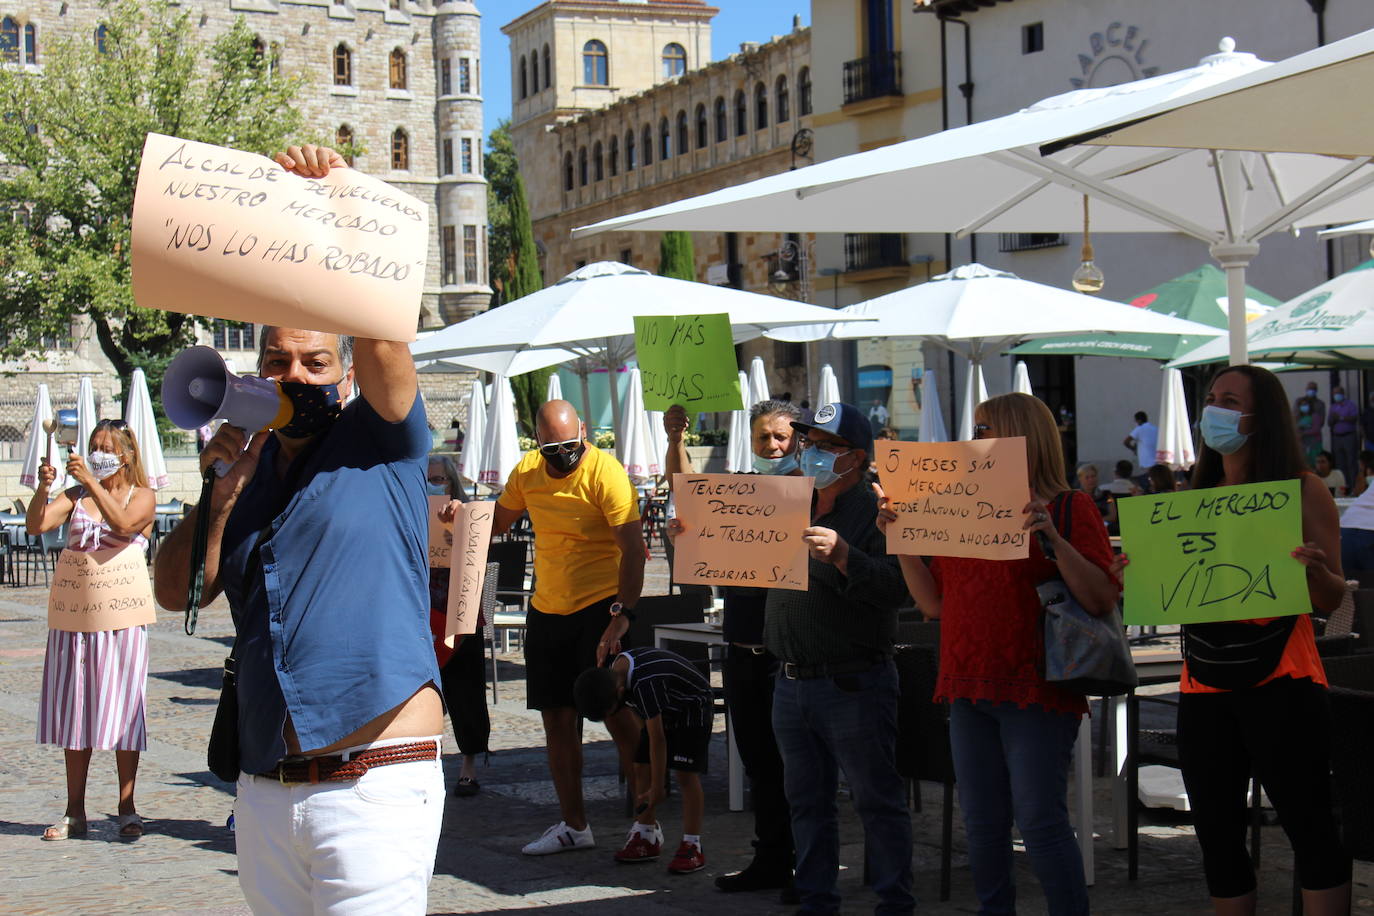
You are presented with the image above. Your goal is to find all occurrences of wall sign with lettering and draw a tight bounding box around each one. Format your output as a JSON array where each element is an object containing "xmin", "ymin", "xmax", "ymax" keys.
[
  {"xmin": 671, "ymin": 473, "xmax": 814, "ymax": 591},
  {"xmin": 1070, "ymin": 22, "xmax": 1158, "ymax": 89}
]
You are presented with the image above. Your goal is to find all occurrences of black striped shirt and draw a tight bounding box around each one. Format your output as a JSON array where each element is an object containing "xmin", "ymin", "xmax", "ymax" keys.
[{"xmin": 619, "ymin": 647, "xmax": 712, "ymax": 729}]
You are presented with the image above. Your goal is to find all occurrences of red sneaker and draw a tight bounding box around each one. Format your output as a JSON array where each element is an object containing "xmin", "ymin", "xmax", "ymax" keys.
[
  {"xmin": 668, "ymin": 841, "xmax": 705, "ymax": 874},
  {"xmin": 615, "ymin": 830, "xmax": 662, "ymax": 863}
]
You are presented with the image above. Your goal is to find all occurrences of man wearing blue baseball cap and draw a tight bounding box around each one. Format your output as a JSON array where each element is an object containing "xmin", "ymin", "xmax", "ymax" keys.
[{"xmin": 765, "ymin": 402, "xmax": 914, "ymax": 914}]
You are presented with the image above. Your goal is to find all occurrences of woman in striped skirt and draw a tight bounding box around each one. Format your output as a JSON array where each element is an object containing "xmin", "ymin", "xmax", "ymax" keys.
[{"xmin": 27, "ymin": 419, "xmax": 156, "ymax": 840}]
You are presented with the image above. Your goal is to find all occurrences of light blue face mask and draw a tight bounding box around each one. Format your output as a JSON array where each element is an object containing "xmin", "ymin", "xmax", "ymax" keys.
[
  {"xmin": 799, "ymin": 446, "xmax": 851, "ymax": 489},
  {"xmin": 1200, "ymin": 405, "xmax": 1252, "ymax": 455},
  {"xmin": 752, "ymin": 452, "xmax": 800, "ymax": 476},
  {"xmin": 426, "ymin": 482, "xmax": 449, "ymax": 496}
]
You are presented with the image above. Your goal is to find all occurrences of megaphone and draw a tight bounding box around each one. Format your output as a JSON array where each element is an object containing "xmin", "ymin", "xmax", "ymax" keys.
[{"xmin": 162, "ymin": 346, "xmax": 292, "ymax": 432}]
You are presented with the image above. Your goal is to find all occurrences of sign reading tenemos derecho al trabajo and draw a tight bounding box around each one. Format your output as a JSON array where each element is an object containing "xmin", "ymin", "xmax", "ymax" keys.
[
  {"xmin": 131, "ymin": 133, "xmax": 428, "ymax": 342},
  {"xmin": 1117, "ymin": 480, "xmax": 1308, "ymax": 626},
  {"xmin": 634, "ymin": 314, "xmax": 745, "ymax": 414},
  {"xmin": 671, "ymin": 473, "xmax": 814, "ymax": 591},
  {"xmin": 47, "ymin": 545, "xmax": 157, "ymax": 633},
  {"xmin": 877, "ymin": 438, "xmax": 1032, "ymax": 560}
]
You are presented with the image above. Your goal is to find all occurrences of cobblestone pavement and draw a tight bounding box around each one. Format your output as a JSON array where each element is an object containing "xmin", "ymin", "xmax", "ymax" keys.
[{"xmin": 0, "ymin": 553, "xmax": 1369, "ymax": 914}]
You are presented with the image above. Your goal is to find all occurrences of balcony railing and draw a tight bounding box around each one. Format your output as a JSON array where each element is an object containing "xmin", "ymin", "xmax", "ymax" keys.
[
  {"xmin": 843, "ymin": 52, "xmax": 903, "ymax": 105},
  {"xmin": 844, "ymin": 233, "xmax": 906, "ymax": 273}
]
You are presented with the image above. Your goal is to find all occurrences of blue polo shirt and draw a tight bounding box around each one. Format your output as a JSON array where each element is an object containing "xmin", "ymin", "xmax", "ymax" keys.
[{"xmin": 220, "ymin": 392, "xmax": 438, "ymax": 774}]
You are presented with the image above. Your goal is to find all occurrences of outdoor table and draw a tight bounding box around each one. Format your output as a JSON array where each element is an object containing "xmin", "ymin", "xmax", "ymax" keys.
[{"xmin": 652, "ymin": 621, "xmax": 745, "ymax": 812}]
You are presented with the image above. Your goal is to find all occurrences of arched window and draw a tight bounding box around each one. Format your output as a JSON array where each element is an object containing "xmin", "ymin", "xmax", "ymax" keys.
[
  {"xmin": 733, "ymin": 90, "xmax": 747, "ymax": 137},
  {"xmin": 659, "ymin": 117, "xmax": 671, "ymax": 160},
  {"xmin": 578, "ymin": 147, "xmax": 589, "ymax": 186},
  {"xmin": 609, "ymin": 136, "xmax": 619, "ymax": 176},
  {"xmin": 519, "ymin": 55, "xmax": 527, "ymax": 99},
  {"xmin": 94, "ymin": 23, "xmax": 108, "ymax": 55},
  {"xmin": 563, "ymin": 152, "xmax": 574, "ymax": 191},
  {"xmin": 529, "ymin": 50, "xmax": 538, "ymax": 93},
  {"xmin": 662, "ymin": 42, "xmax": 686, "ymax": 79},
  {"xmin": 389, "ymin": 48, "xmax": 407, "ymax": 90},
  {"xmin": 776, "ymin": 74, "xmax": 790, "ymax": 123},
  {"xmin": 675, "ymin": 111, "xmax": 688, "ymax": 157},
  {"xmin": 0, "ymin": 18, "xmax": 18, "ymax": 63},
  {"xmin": 23, "ymin": 22, "xmax": 35, "ymax": 63},
  {"xmin": 390, "ymin": 128, "xmax": 409, "ymax": 170},
  {"xmin": 334, "ymin": 43, "xmax": 352, "ymax": 86},
  {"xmin": 754, "ymin": 81, "xmax": 768, "ymax": 130},
  {"xmin": 625, "ymin": 130, "xmax": 637, "ymax": 170},
  {"xmin": 642, "ymin": 125, "xmax": 653, "ymax": 166},
  {"xmin": 593, "ymin": 141, "xmax": 604, "ymax": 181},
  {"xmin": 543, "ymin": 44, "xmax": 551, "ymax": 89},
  {"xmin": 694, "ymin": 103, "xmax": 707, "ymax": 149},
  {"xmin": 799, "ymin": 67, "xmax": 812, "ymax": 116},
  {"xmin": 583, "ymin": 40, "xmax": 608, "ymax": 86},
  {"xmin": 714, "ymin": 97, "xmax": 727, "ymax": 143},
  {"xmin": 335, "ymin": 125, "xmax": 355, "ymax": 166}
]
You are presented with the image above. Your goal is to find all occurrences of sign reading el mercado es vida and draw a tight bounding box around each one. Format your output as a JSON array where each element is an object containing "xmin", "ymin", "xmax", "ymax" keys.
[
  {"xmin": 671, "ymin": 473, "xmax": 813, "ymax": 592},
  {"xmin": 130, "ymin": 133, "xmax": 428, "ymax": 342},
  {"xmin": 634, "ymin": 314, "xmax": 745, "ymax": 414},
  {"xmin": 1117, "ymin": 480, "xmax": 1307, "ymax": 626},
  {"xmin": 47, "ymin": 545, "xmax": 158, "ymax": 633},
  {"xmin": 878, "ymin": 438, "xmax": 1031, "ymax": 561}
]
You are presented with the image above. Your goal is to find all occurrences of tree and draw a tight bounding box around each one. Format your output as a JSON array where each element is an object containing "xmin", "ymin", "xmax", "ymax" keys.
[
  {"xmin": 0, "ymin": 0, "xmax": 305, "ymax": 406},
  {"xmin": 658, "ymin": 231, "xmax": 696, "ymax": 281}
]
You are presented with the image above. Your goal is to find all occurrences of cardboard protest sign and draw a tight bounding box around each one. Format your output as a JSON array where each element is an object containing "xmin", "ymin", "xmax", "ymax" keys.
[
  {"xmin": 1117, "ymin": 480, "xmax": 1307, "ymax": 625},
  {"xmin": 48, "ymin": 546, "xmax": 157, "ymax": 633},
  {"xmin": 671, "ymin": 473, "xmax": 814, "ymax": 591},
  {"xmin": 446, "ymin": 502, "xmax": 496, "ymax": 639},
  {"xmin": 634, "ymin": 314, "xmax": 743, "ymax": 413},
  {"xmin": 428, "ymin": 495, "xmax": 453, "ymax": 568},
  {"xmin": 131, "ymin": 133, "xmax": 427, "ymax": 342},
  {"xmin": 877, "ymin": 438, "xmax": 1031, "ymax": 560}
]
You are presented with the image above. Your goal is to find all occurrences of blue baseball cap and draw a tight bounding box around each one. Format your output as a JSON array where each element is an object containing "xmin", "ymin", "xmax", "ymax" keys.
[{"xmin": 790, "ymin": 402, "xmax": 874, "ymax": 455}]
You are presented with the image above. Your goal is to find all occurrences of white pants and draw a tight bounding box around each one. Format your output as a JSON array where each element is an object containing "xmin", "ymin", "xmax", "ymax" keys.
[{"xmin": 234, "ymin": 737, "xmax": 445, "ymax": 916}]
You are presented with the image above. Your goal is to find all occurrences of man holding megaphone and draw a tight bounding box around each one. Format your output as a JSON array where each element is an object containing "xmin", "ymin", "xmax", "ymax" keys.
[{"xmin": 154, "ymin": 146, "xmax": 444, "ymax": 916}]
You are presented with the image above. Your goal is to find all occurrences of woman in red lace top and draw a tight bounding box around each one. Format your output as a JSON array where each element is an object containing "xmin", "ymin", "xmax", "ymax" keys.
[{"xmin": 879, "ymin": 393, "xmax": 1117, "ymax": 916}]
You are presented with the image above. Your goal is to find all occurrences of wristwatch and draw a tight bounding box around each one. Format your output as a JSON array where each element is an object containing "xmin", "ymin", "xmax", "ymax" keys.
[{"xmin": 609, "ymin": 602, "xmax": 637, "ymax": 622}]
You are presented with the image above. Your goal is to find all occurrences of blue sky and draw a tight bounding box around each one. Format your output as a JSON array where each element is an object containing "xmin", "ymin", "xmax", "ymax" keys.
[{"xmin": 479, "ymin": 1, "xmax": 810, "ymax": 146}]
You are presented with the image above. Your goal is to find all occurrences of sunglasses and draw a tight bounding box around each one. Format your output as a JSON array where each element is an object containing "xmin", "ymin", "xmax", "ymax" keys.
[
  {"xmin": 427, "ymin": 474, "xmax": 450, "ymax": 486},
  {"xmin": 538, "ymin": 437, "xmax": 583, "ymax": 456},
  {"xmin": 973, "ymin": 424, "xmax": 993, "ymax": 438},
  {"xmin": 96, "ymin": 418, "xmax": 129, "ymax": 430}
]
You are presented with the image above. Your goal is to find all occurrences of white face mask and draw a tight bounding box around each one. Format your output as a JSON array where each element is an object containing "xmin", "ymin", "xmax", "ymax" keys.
[{"xmin": 88, "ymin": 450, "xmax": 123, "ymax": 481}]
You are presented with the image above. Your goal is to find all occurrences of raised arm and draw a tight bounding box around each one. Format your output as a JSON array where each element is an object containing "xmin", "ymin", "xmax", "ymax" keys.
[
  {"xmin": 874, "ymin": 482, "xmax": 942, "ymax": 618},
  {"xmin": 25, "ymin": 462, "xmax": 74, "ymax": 535},
  {"xmin": 662, "ymin": 405, "xmax": 694, "ymax": 492},
  {"xmin": 64, "ymin": 454, "xmax": 154, "ymax": 537}
]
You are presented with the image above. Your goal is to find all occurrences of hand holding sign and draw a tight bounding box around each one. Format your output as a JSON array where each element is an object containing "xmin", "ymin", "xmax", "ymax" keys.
[{"xmin": 634, "ymin": 314, "xmax": 743, "ymax": 413}]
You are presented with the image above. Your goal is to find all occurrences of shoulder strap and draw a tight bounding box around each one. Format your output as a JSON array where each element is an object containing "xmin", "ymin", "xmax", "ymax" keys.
[{"xmin": 1050, "ymin": 490, "xmax": 1074, "ymax": 540}]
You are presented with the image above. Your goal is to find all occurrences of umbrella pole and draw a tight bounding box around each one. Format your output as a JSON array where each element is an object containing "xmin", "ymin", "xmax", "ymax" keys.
[
  {"xmin": 604, "ymin": 342, "xmax": 623, "ymax": 445},
  {"xmin": 1210, "ymin": 242, "xmax": 1260, "ymax": 367}
]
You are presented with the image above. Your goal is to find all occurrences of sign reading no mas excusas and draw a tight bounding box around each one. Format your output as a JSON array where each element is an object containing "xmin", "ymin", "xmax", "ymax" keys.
[
  {"xmin": 131, "ymin": 133, "xmax": 428, "ymax": 342},
  {"xmin": 633, "ymin": 314, "xmax": 744, "ymax": 413}
]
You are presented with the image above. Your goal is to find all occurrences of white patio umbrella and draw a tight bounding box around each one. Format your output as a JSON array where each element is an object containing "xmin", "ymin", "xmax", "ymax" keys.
[
  {"xmin": 617, "ymin": 368, "xmax": 657, "ymax": 483},
  {"xmin": 123, "ymin": 369, "xmax": 169, "ymax": 489},
  {"xmin": 546, "ymin": 372, "xmax": 563, "ymax": 402},
  {"xmin": 1013, "ymin": 361, "xmax": 1034, "ymax": 396},
  {"xmin": 459, "ymin": 380, "xmax": 487, "ymax": 491},
  {"xmin": 479, "ymin": 376, "xmax": 521, "ymax": 488},
  {"xmin": 576, "ymin": 38, "xmax": 1374, "ymax": 368},
  {"xmin": 725, "ymin": 371, "xmax": 752, "ymax": 474},
  {"xmin": 1169, "ymin": 260, "xmax": 1374, "ymax": 368},
  {"xmin": 75, "ymin": 376, "xmax": 96, "ymax": 458},
  {"xmin": 1154, "ymin": 368, "xmax": 1196, "ymax": 471},
  {"xmin": 747, "ymin": 356, "xmax": 770, "ymax": 407},
  {"xmin": 645, "ymin": 409, "xmax": 668, "ymax": 476},
  {"xmin": 918, "ymin": 369, "xmax": 948, "ymax": 443},
  {"xmin": 19, "ymin": 384, "xmax": 63, "ymax": 491},
  {"xmin": 817, "ymin": 364, "xmax": 840, "ymax": 406},
  {"xmin": 958, "ymin": 362, "xmax": 990, "ymax": 442}
]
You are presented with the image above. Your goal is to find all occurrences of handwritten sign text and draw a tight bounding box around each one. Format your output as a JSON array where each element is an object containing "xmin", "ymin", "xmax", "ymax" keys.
[
  {"xmin": 634, "ymin": 314, "xmax": 743, "ymax": 413},
  {"xmin": 671, "ymin": 473, "xmax": 813, "ymax": 591},
  {"xmin": 48, "ymin": 546, "xmax": 158, "ymax": 633},
  {"xmin": 446, "ymin": 502, "xmax": 496, "ymax": 639}
]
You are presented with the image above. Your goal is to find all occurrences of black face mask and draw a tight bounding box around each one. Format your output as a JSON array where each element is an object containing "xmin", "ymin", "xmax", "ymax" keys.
[
  {"xmin": 543, "ymin": 442, "xmax": 587, "ymax": 474},
  {"xmin": 276, "ymin": 381, "xmax": 343, "ymax": 439}
]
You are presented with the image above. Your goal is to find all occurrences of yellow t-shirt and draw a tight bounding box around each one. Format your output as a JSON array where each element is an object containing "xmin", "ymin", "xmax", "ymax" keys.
[{"xmin": 497, "ymin": 445, "xmax": 641, "ymax": 614}]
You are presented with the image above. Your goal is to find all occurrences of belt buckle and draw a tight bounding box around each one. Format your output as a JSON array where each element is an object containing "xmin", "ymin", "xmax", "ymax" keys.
[
  {"xmin": 749, "ymin": 646, "xmax": 767, "ymax": 656},
  {"xmin": 782, "ymin": 662, "xmax": 800, "ymax": 679},
  {"xmin": 275, "ymin": 755, "xmax": 308, "ymax": 785}
]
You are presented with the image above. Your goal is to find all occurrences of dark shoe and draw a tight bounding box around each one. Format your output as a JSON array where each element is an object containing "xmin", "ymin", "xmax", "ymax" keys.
[
  {"xmin": 667, "ymin": 841, "xmax": 705, "ymax": 874},
  {"xmin": 715, "ymin": 860, "xmax": 793, "ymax": 892},
  {"xmin": 452, "ymin": 777, "xmax": 480, "ymax": 798},
  {"xmin": 615, "ymin": 828, "xmax": 663, "ymax": 863}
]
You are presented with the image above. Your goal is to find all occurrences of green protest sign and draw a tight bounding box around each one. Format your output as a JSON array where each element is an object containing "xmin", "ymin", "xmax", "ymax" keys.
[
  {"xmin": 1118, "ymin": 479, "xmax": 1307, "ymax": 626},
  {"xmin": 633, "ymin": 313, "xmax": 743, "ymax": 413}
]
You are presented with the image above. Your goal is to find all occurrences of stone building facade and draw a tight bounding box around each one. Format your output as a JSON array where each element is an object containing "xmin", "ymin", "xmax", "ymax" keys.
[
  {"xmin": 0, "ymin": 0, "xmax": 487, "ymax": 449},
  {"xmin": 504, "ymin": 0, "xmax": 816, "ymax": 397}
]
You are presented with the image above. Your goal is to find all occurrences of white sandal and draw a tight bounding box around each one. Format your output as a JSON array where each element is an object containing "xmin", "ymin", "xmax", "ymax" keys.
[{"xmin": 41, "ymin": 815, "xmax": 87, "ymax": 841}]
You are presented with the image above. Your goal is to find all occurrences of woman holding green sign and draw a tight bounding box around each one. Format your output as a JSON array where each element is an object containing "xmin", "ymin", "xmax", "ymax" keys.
[{"xmin": 1123, "ymin": 364, "xmax": 1350, "ymax": 915}]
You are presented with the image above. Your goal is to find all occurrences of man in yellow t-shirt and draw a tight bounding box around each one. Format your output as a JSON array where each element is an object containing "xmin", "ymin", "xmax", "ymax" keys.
[{"xmin": 492, "ymin": 400, "xmax": 646, "ymax": 857}]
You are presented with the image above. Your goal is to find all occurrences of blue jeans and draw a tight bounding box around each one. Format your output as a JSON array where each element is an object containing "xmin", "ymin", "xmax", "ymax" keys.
[
  {"xmin": 772, "ymin": 661, "xmax": 914, "ymax": 915},
  {"xmin": 949, "ymin": 700, "xmax": 1088, "ymax": 916},
  {"xmin": 1341, "ymin": 526, "xmax": 1374, "ymax": 576}
]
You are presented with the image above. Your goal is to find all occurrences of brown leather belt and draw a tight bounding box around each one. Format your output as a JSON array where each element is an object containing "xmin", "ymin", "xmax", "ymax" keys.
[{"xmin": 258, "ymin": 740, "xmax": 439, "ymax": 785}]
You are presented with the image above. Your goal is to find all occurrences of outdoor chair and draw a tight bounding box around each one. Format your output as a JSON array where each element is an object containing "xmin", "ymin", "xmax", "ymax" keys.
[
  {"xmin": 17, "ymin": 524, "xmax": 65, "ymax": 588},
  {"xmin": 893, "ymin": 622, "xmax": 955, "ymax": 902},
  {"xmin": 487, "ymin": 539, "xmax": 533, "ymax": 654}
]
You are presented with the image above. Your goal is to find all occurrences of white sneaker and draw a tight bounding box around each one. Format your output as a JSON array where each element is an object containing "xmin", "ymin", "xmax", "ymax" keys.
[{"xmin": 522, "ymin": 821, "xmax": 595, "ymax": 855}]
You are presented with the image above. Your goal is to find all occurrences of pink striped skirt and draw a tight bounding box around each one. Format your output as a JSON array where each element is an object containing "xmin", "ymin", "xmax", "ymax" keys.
[{"xmin": 36, "ymin": 626, "xmax": 149, "ymax": 751}]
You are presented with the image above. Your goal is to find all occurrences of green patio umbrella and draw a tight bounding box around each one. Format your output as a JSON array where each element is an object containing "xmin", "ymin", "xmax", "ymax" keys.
[{"xmin": 1009, "ymin": 265, "xmax": 1279, "ymax": 361}]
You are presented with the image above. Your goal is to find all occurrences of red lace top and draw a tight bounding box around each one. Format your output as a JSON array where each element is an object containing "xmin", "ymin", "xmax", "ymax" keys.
[{"xmin": 930, "ymin": 490, "xmax": 1118, "ymax": 716}]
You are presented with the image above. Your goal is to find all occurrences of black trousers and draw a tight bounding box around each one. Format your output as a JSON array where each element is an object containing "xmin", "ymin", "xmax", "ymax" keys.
[
  {"xmin": 724, "ymin": 643, "xmax": 794, "ymax": 867},
  {"xmin": 1178, "ymin": 676, "xmax": 1350, "ymax": 898},
  {"xmin": 439, "ymin": 631, "xmax": 491, "ymax": 757}
]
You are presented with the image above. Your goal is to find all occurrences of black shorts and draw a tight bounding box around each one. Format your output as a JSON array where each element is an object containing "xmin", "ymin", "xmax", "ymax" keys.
[
  {"xmin": 634, "ymin": 723, "xmax": 712, "ymax": 774},
  {"xmin": 524, "ymin": 597, "xmax": 616, "ymax": 711}
]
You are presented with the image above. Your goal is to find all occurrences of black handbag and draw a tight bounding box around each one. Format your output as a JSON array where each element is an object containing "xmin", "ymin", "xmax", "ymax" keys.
[
  {"xmin": 1182, "ymin": 617, "xmax": 1298, "ymax": 690},
  {"xmin": 1038, "ymin": 493, "xmax": 1138, "ymax": 697},
  {"xmin": 207, "ymin": 640, "xmax": 240, "ymax": 782}
]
